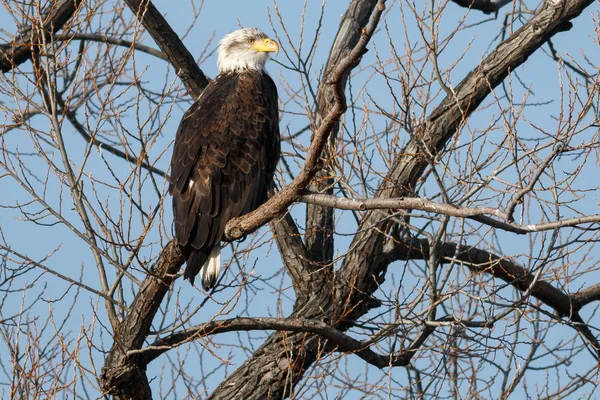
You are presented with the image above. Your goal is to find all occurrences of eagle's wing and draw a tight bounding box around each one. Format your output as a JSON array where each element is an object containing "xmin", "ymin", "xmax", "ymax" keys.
[{"xmin": 170, "ymin": 72, "xmax": 280, "ymax": 285}]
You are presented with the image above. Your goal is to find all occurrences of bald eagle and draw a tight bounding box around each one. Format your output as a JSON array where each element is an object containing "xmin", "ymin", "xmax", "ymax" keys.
[{"xmin": 170, "ymin": 28, "xmax": 280, "ymax": 289}]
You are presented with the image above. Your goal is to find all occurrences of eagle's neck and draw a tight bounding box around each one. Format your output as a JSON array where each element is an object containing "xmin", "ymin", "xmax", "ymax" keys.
[{"xmin": 217, "ymin": 54, "xmax": 269, "ymax": 74}]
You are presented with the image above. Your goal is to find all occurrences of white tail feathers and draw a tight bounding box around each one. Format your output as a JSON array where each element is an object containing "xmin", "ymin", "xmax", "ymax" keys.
[{"xmin": 200, "ymin": 245, "xmax": 221, "ymax": 290}]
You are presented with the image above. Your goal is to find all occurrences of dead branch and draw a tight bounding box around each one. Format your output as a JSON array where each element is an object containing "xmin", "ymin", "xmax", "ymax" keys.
[
  {"xmin": 299, "ymin": 192, "xmax": 600, "ymax": 234},
  {"xmin": 299, "ymin": 192, "xmax": 509, "ymax": 219}
]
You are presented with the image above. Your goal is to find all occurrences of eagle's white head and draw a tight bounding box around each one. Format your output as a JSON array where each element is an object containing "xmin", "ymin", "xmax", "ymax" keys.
[{"xmin": 217, "ymin": 28, "xmax": 279, "ymax": 73}]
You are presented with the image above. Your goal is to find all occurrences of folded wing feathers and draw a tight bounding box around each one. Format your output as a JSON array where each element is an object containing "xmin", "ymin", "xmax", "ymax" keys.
[{"xmin": 171, "ymin": 71, "xmax": 279, "ymax": 289}]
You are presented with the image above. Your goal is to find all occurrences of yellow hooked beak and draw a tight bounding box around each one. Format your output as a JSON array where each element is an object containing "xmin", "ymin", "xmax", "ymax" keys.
[{"xmin": 250, "ymin": 38, "xmax": 279, "ymax": 55}]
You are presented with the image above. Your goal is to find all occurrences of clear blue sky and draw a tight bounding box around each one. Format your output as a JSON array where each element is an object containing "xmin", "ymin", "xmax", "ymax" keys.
[{"xmin": 1, "ymin": 0, "xmax": 599, "ymax": 398}]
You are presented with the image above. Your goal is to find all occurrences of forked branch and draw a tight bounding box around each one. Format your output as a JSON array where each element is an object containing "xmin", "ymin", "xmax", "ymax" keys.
[
  {"xmin": 223, "ymin": 0, "xmax": 388, "ymax": 241},
  {"xmin": 389, "ymin": 238, "xmax": 600, "ymax": 360},
  {"xmin": 135, "ymin": 316, "xmax": 474, "ymax": 369},
  {"xmin": 0, "ymin": 0, "xmax": 84, "ymax": 72}
]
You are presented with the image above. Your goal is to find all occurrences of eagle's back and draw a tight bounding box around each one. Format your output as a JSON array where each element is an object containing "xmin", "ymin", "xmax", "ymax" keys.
[{"xmin": 170, "ymin": 70, "xmax": 280, "ymax": 285}]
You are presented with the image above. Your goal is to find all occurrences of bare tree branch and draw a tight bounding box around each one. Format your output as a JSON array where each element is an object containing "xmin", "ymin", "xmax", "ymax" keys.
[
  {"xmin": 387, "ymin": 238, "xmax": 600, "ymax": 359},
  {"xmin": 122, "ymin": 0, "xmax": 209, "ymax": 96},
  {"xmin": 0, "ymin": 245, "xmax": 123, "ymax": 307},
  {"xmin": 300, "ymin": 192, "xmax": 600, "ymax": 233},
  {"xmin": 0, "ymin": 0, "xmax": 84, "ymax": 72},
  {"xmin": 101, "ymin": 240, "xmax": 184, "ymax": 399},
  {"xmin": 134, "ymin": 316, "xmax": 429, "ymax": 369},
  {"xmin": 300, "ymin": 191, "xmax": 509, "ymax": 219},
  {"xmin": 55, "ymin": 90, "xmax": 168, "ymax": 179},
  {"xmin": 56, "ymin": 32, "xmax": 168, "ymax": 61},
  {"xmin": 223, "ymin": 0, "xmax": 387, "ymax": 242}
]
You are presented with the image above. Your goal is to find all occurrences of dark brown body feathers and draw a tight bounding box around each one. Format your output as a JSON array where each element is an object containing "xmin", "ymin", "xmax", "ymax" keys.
[{"xmin": 169, "ymin": 70, "xmax": 280, "ymax": 286}]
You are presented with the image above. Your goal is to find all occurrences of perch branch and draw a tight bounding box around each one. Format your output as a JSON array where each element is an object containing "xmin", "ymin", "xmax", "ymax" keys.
[{"xmin": 223, "ymin": 0, "xmax": 387, "ymax": 241}]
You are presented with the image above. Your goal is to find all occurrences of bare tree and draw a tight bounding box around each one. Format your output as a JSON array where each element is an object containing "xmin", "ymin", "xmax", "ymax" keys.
[{"xmin": 1, "ymin": 0, "xmax": 600, "ymax": 398}]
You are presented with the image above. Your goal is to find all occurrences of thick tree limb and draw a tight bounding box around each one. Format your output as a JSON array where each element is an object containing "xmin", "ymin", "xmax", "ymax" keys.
[
  {"xmin": 304, "ymin": 0, "xmax": 379, "ymax": 267},
  {"xmin": 571, "ymin": 284, "xmax": 600, "ymax": 311},
  {"xmin": 135, "ymin": 316, "xmax": 421, "ymax": 369},
  {"xmin": 122, "ymin": 0, "xmax": 209, "ymax": 96},
  {"xmin": 101, "ymin": 240, "xmax": 184, "ymax": 399},
  {"xmin": 336, "ymin": 0, "xmax": 596, "ymax": 320},
  {"xmin": 136, "ymin": 314, "xmax": 492, "ymax": 369},
  {"xmin": 0, "ymin": 0, "xmax": 83, "ymax": 73},
  {"xmin": 270, "ymin": 214, "xmax": 315, "ymax": 301}
]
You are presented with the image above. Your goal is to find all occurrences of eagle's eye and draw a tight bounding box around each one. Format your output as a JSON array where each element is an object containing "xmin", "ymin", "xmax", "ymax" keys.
[{"xmin": 246, "ymin": 39, "xmax": 254, "ymax": 44}]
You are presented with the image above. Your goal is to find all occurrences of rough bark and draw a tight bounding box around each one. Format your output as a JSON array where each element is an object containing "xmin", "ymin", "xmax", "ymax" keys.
[
  {"xmin": 122, "ymin": 0, "xmax": 209, "ymax": 96},
  {"xmin": 100, "ymin": 240, "xmax": 184, "ymax": 399},
  {"xmin": 100, "ymin": 0, "xmax": 598, "ymax": 398},
  {"xmin": 336, "ymin": 0, "xmax": 595, "ymax": 325},
  {"xmin": 304, "ymin": 0, "xmax": 378, "ymax": 267},
  {"xmin": 208, "ymin": 1, "xmax": 598, "ymax": 397}
]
